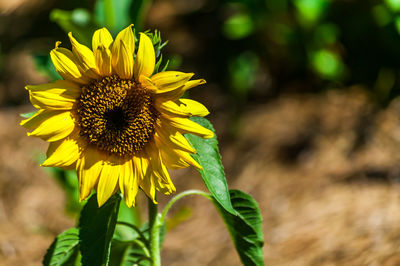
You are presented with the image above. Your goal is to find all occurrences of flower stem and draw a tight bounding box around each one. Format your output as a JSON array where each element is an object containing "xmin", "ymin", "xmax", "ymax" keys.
[{"xmin": 148, "ymin": 198, "xmax": 161, "ymax": 266}]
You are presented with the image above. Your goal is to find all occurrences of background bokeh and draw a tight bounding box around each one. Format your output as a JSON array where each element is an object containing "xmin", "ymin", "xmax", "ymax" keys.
[{"xmin": 2, "ymin": 0, "xmax": 400, "ymax": 265}]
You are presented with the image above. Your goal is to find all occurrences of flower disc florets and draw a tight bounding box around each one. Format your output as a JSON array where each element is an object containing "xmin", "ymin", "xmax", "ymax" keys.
[{"xmin": 77, "ymin": 75, "xmax": 159, "ymax": 157}]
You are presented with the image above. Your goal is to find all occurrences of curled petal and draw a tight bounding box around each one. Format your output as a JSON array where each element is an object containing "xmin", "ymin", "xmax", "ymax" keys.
[
  {"xmin": 162, "ymin": 116, "xmax": 214, "ymax": 139},
  {"xmin": 146, "ymin": 71, "xmax": 194, "ymax": 94},
  {"xmin": 22, "ymin": 110, "xmax": 76, "ymax": 142},
  {"xmin": 155, "ymin": 123, "xmax": 196, "ymax": 153},
  {"xmin": 178, "ymin": 99, "xmax": 209, "ymax": 117},
  {"xmin": 161, "ymin": 149, "xmax": 190, "ymax": 169},
  {"xmin": 68, "ymin": 32, "xmax": 100, "ymax": 79},
  {"xmin": 155, "ymin": 99, "xmax": 210, "ymax": 118},
  {"xmin": 155, "ymin": 100, "xmax": 188, "ymax": 117},
  {"xmin": 155, "ymin": 79, "xmax": 207, "ymax": 101},
  {"xmin": 139, "ymin": 154, "xmax": 157, "ymax": 203},
  {"xmin": 147, "ymin": 145, "xmax": 176, "ymax": 195},
  {"xmin": 27, "ymin": 80, "xmax": 80, "ymax": 110},
  {"xmin": 154, "ymin": 134, "xmax": 201, "ymax": 170},
  {"xmin": 50, "ymin": 42, "xmax": 90, "ymax": 84}
]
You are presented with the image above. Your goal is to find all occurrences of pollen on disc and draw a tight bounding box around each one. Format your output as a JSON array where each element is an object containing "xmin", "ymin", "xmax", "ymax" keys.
[{"xmin": 77, "ymin": 75, "xmax": 159, "ymax": 157}]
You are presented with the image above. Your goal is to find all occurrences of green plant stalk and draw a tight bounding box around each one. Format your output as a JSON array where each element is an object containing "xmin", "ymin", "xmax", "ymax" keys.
[
  {"xmin": 160, "ymin": 190, "xmax": 211, "ymax": 223},
  {"xmin": 148, "ymin": 198, "xmax": 161, "ymax": 266}
]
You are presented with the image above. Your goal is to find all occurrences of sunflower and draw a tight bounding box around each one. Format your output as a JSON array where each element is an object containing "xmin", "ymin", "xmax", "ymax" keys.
[{"xmin": 21, "ymin": 25, "xmax": 213, "ymax": 207}]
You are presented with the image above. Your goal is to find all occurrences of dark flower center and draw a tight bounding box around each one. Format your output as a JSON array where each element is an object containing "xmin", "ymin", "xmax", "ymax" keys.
[{"xmin": 77, "ymin": 75, "xmax": 159, "ymax": 157}]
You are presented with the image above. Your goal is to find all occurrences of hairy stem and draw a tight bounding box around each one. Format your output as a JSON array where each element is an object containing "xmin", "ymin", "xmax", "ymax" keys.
[{"xmin": 148, "ymin": 198, "xmax": 161, "ymax": 266}]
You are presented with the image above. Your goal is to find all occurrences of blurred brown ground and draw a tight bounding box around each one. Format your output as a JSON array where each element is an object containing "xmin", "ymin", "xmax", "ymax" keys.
[
  {"xmin": 3, "ymin": 84, "xmax": 400, "ymax": 265},
  {"xmin": 2, "ymin": 0, "xmax": 400, "ymax": 265}
]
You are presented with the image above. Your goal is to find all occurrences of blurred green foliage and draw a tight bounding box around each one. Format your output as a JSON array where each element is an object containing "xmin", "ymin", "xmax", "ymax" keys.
[{"xmin": 189, "ymin": 0, "xmax": 400, "ymax": 107}]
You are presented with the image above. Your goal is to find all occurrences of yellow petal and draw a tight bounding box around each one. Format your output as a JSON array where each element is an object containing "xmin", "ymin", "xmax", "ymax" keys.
[
  {"xmin": 155, "ymin": 79, "xmax": 207, "ymax": 101},
  {"xmin": 155, "ymin": 100, "xmax": 188, "ymax": 117},
  {"xmin": 94, "ymin": 44, "xmax": 112, "ymax": 76},
  {"xmin": 178, "ymin": 99, "xmax": 209, "ymax": 117},
  {"xmin": 154, "ymin": 134, "xmax": 201, "ymax": 170},
  {"xmin": 50, "ymin": 42, "xmax": 90, "ymax": 84},
  {"xmin": 139, "ymin": 154, "xmax": 157, "ymax": 203},
  {"xmin": 134, "ymin": 33, "xmax": 155, "ymax": 81},
  {"xmin": 112, "ymin": 40, "xmax": 134, "ymax": 79},
  {"xmin": 42, "ymin": 129, "xmax": 82, "ymax": 168},
  {"xmin": 181, "ymin": 79, "xmax": 207, "ymax": 93},
  {"xmin": 111, "ymin": 25, "xmax": 135, "ymax": 79},
  {"xmin": 173, "ymin": 148, "xmax": 202, "ymax": 170},
  {"xmin": 92, "ymin": 27, "xmax": 113, "ymax": 51},
  {"xmin": 155, "ymin": 124, "xmax": 196, "ymax": 153},
  {"xmin": 147, "ymin": 147, "xmax": 176, "ymax": 195},
  {"xmin": 160, "ymin": 149, "xmax": 190, "ymax": 169},
  {"xmin": 97, "ymin": 158, "xmax": 121, "ymax": 207},
  {"xmin": 114, "ymin": 25, "xmax": 135, "ymax": 52},
  {"xmin": 162, "ymin": 116, "xmax": 214, "ymax": 139},
  {"xmin": 119, "ymin": 158, "xmax": 139, "ymax": 207},
  {"xmin": 166, "ymin": 147, "xmax": 201, "ymax": 170},
  {"xmin": 24, "ymin": 110, "xmax": 76, "ymax": 142},
  {"xmin": 147, "ymin": 71, "xmax": 194, "ymax": 94},
  {"xmin": 20, "ymin": 109, "xmax": 44, "ymax": 128},
  {"xmin": 155, "ymin": 99, "xmax": 209, "ymax": 118},
  {"xmin": 27, "ymin": 80, "xmax": 80, "ymax": 110},
  {"xmin": 68, "ymin": 33, "xmax": 100, "ymax": 80},
  {"xmin": 77, "ymin": 147, "xmax": 103, "ymax": 201}
]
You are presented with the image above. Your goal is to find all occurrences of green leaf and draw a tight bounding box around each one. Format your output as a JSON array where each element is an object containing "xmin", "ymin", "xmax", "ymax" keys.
[
  {"xmin": 185, "ymin": 117, "xmax": 236, "ymax": 215},
  {"xmin": 43, "ymin": 228, "xmax": 80, "ymax": 266},
  {"xmin": 213, "ymin": 190, "xmax": 264, "ymax": 266},
  {"xmin": 79, "ymin": 194, "xmax": 121, "ymax": 266}
]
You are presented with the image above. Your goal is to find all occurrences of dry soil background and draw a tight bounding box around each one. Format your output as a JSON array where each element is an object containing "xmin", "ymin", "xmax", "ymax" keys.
[{"xmin": 2, "ymin": 87, "xmax": 400, "ymax": 265}]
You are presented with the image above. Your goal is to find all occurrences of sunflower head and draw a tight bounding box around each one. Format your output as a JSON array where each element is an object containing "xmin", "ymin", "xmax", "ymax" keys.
[{"xmin": 21, "ymin": 25, "xmax": 213, "ymax": 207}]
